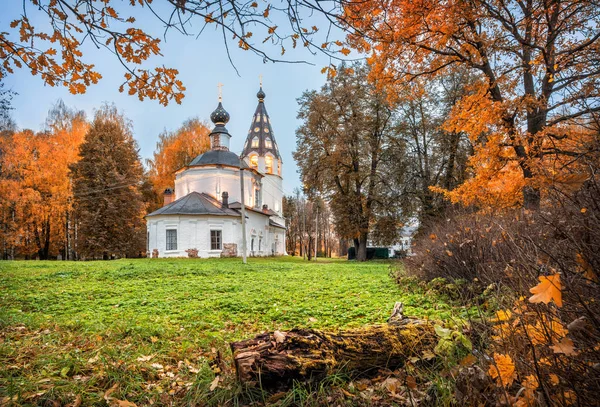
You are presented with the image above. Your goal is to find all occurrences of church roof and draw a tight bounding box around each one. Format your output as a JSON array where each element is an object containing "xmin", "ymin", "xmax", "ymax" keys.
[
  {"xmin": 241, "ymin": 87, "xmax": 281, "ymax": 160},
  {"xmin": 188, "ymin": 149, "xmax": 250, "ymax": 169},
  {"xmin": 146, "ymin": 192, "xmax": 240, "ymax": 217}
]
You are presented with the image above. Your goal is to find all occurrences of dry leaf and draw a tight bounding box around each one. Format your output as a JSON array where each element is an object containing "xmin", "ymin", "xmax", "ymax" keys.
[
  {"xmin": 150, "ymin": 363, "xmax": 163, "ymax": 370},
  {"xmin": 273, "ymin": 330, "xmax": 286, "ymax": 343},
  {"xmin": 550, "ymin": 337, "xmax": 578, "ymax": 355},
  {"xmin": 209, "ymin": 376, "xmax": 220, "ymax": 391},
  {"xmin": 529, "ymin": 274, "xmax": 562, "ymax": 307},
  {"xmin": 70, "ymin": 394, "xmax": 82, "ymax": 407},
  {"xmin": 549, "ymin": 374, "xmax": 560, "ymax": 385},
  {"xmin": 381, "ymin": 377, "xmax": 401, "ymax": 393},
  {"xmin": 136, "ymin": 354, "xmax": 153, "ymax": 362},
  {"xmin": 104, "ymin": 383, "xmax": 119, "ymax": 401},
  {"xmin": 111, "ymin": 400, "xmax": 137, "ymax": 407},
  {"xmin": 405, "ymin": 376, "xmax": 417, "ymax": 390}
]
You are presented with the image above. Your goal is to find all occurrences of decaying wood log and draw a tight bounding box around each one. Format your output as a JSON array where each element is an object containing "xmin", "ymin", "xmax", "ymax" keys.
[{"xmin": 230, "ymin": 302, "xmax": 437, "ymax": 388}]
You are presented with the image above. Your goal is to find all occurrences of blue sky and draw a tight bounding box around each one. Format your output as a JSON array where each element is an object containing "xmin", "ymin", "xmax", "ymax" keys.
[{"xmin": 2, "ymin": 2, "xmax": 344, "ymax": 193}]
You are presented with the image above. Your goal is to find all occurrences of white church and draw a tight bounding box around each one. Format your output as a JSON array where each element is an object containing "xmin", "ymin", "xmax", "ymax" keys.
[{"xmin": 146, "ymin": 86, "xmax": 287, "ymax": 258}]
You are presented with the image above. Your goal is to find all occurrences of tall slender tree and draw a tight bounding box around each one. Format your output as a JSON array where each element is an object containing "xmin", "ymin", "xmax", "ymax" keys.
[{"xmin": 71, "ymin": 104, "xmax": 146, "ymax": 259}]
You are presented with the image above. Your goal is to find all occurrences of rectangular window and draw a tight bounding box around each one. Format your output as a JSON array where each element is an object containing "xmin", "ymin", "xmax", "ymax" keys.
[
  {"xmin": 166, "ymin": 229, "xmax": 177, "ymax": 251},
  {"xmin": 211, "ymin": 230, "xmax": 222, "ymax": 250}
]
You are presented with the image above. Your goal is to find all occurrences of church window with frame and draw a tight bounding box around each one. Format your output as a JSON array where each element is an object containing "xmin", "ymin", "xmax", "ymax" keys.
[
  {"xmin": 277, "ymin": 159, "xmax": 281, "ymax": 175},
  {"xmin": 265, "ymin": 137, "xmax": 272, "ymax": 148},
  {"xmin": 265, "ymin": 156, "xmax": 273, "ymax": 174},
  {"xmin": 251, "ymin": 137, "xmax": 259, "ymax": 148},
  {"xmin": 255, "ymin": 114, "xmax": 261, "ymax": 122},
  {"xmin": 210, "ymin": 230, "xmax": 222, "ymax": 250},
  {"xmin": 166, "ymin": 229, "xmax": 177, "ymax": 251},
  {"xmin": 254, "ymin": 187, "xmax": 260, "ymax": 207}
]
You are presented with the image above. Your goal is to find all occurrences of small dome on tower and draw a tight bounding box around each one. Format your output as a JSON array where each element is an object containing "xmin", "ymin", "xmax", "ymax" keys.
[
  {"xmin": 210, "ymin": 102, "xmax": 230, "ymax": 125},
  {"xmin": 257, "ymin": 87, "xmax": 266, "ymax": 101}
]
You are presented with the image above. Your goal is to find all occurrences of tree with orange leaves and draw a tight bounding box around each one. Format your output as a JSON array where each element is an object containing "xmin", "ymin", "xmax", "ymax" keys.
[
  {"xmin": 146, "ymin": 118, "xmax": 210, "ymax": 210},
  {"xmin": 342, "ymin": 0, "xmax": 600, "ymax": 209},
  {"xmin": 0, "ymin": 100, "xmax": 87, "ymax": 259}
]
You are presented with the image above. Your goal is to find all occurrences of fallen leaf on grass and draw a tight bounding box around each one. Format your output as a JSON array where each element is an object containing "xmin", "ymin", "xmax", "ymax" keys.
[
  {"xmin": 209, "ymin": 376, "xmax": 220, "ymax": 391},
  {"xmin": 308, "ymin": 317, "xmax": 317, "ymax": 323},
  {"xmin": 87, "ymin": 354, "xmax": 100, "ymax": 364},
  {"xmin": 110, "ymin": 400, "xmax": 137, "ymax": 407},
  {"xmin": 104, "ymin": 383, "xmax": 119, "ymax": 401},
  {"xmin": 151, "ymin": 363, "xmax": 164, "ymax": 370},
  {"xmin": 136, "ymin": 354, "xmax": 154, "ymax": 362}
]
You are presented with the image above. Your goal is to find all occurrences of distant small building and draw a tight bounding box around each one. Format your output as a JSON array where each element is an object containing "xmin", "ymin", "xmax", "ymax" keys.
[
  {"xmin": 146, "ymin": 86, "xmax": 286, "ymax": 258},
  {"xmin": 366, "ymin": 221, "xmax": 418, "ymax": 258}
]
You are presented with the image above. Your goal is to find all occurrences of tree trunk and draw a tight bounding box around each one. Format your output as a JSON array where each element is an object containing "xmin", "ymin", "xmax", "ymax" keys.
[
  {"xmin": 231, "ymin": 303, "xmax": 435, "ymax": 389},
  {"xmin": 356, "ymin": 233, "xmax": 368, "ymax": 261}
]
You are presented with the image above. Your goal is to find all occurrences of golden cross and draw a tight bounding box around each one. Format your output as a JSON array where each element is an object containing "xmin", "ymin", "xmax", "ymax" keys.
[
  {"xmin": 217, "ymin": 82, "xmax": 224, "ymax": 101},
  {"xmin": 259, "ymin": 74, "xmax": 263, "ymax": 87}
]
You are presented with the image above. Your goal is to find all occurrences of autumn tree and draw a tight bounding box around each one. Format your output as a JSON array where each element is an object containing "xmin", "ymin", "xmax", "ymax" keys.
[
  {"xmin": 295, "ymin": 63, "xmax": 402, "ymax": 261},
  {"xmin": 71, "ymin": 104, "xmax": 146, "ymax": 259},
  {"xmin": 146, "ymin": 118, "xmax": 210, "ymax": 209},
  {"xmin": 342, "ymin": 0, "xmax": 600, "ymax": 209},
  {"xmin": 0, "ymin": 100, "xmax": 87, "ymax": 259}
]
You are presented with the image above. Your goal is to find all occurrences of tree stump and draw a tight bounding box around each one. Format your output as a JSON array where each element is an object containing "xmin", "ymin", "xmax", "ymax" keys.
[{"xmin": 230, "ymin": 303, "xmax": 437, "ymax": 388}]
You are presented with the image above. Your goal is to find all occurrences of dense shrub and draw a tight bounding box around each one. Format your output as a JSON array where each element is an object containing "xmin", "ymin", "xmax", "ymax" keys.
[{"xmin": 405, "ymin": 177, "xmax": 600, "ymax": 406}]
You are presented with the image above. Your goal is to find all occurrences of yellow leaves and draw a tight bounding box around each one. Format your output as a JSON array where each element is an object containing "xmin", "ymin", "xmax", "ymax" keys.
[
  {"xmin": 491, "ymin": 309, "xmax": 512, "ymax": 322},
  {"xmin": 488, "ymin": 353, "xmax": 516, "ymax": 387},
  {"xmin": 529, "ymin": 273, "xmax": 562, "ymax": 307},
  {"xmin": 550, "ymin": 337, "xmax": 578, "ymax": 355},
  {"xmin": 340, "ymin": 47, "xmax": 351, "ymax": 56},
  {"xmin": 263, "ymin": 6, "xmax": 270, "ymax": 18}
]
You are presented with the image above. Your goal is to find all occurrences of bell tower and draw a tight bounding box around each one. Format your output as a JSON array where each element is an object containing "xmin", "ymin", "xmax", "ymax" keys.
[{"xmin": 241, "ymin": 81, "xmax": 283, "ymax": 215}]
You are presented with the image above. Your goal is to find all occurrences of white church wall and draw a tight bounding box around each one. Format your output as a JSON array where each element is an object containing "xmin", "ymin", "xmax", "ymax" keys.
[
  {"xmin": 148, "ymin": 215, "xmax": 240, "ymax": 258},
  {"xmin": 261, "ymin": 174, "xmax": 283, "ymax": 215},
  {"xmin": 174, "ymin": 166, "xmax": 262, "ymax": 208}
]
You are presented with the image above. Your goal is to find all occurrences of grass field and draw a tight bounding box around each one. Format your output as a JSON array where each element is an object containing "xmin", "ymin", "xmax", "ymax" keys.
[{"xmin": 0, "ymin": 257, "xmax": 468, "ymax": 406}]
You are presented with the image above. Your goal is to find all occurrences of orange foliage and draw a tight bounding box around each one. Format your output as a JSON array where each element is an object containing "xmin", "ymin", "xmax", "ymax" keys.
[
  {"xmin": 343, "ymin": 0, "xmax": 600, "ymax": 209},
  {"xmin": 0, "ymin": 109, "xmax": 88, "ymax": 258},
  {"xmin": 147, "ymin": 118, "xmax": 211, "ymax": 197},
  {"xmin": 0, "ymin": 1, "xmax": 184, "ymax": 105}
]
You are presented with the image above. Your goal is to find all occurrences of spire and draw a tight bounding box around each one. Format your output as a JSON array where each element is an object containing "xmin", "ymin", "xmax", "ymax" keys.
[{"xmin": 241, "ymin": 82, "xmax": 281, "ymax": 161}]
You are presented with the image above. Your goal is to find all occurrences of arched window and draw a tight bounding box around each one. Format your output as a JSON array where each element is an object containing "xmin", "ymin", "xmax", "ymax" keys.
[
  {"xmin": 265, "ymin": 137, "xmax": 272, "ymax": 148},
  {"xmin": 251, "ymin": 137, "xmax": 259, "ymax": 148},
  {"xmin": 249, "ymin": 155, "xmax": 258, "ymax": 169},
  {"xmin": 265, "ymin": 156, "xmax": 273, "ymax": 174}
]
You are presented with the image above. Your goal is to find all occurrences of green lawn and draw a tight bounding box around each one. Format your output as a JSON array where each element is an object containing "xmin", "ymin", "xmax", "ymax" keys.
[{"xmin": 0, "ymin": 257, "xmax": 466, "ymax": 406}]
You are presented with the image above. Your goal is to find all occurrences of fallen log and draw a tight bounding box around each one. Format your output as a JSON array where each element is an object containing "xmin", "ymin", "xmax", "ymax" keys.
[{"xmin": 230, "ymin": 303, "xmax": 437, "ymax": 388}]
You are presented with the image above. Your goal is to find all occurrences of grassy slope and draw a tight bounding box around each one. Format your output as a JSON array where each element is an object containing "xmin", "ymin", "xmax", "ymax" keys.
[{"xmin": 0, "ymin": 257, "xmax": 466, "ymax": 405}]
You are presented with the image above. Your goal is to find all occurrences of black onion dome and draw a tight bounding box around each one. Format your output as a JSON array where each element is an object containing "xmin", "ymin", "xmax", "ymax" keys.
[
  {"xmin": 257, "ymin": 87, "xmax": 266, "ymax": 101},
  {"xmin": 210, "ymin": 102, "xmax": 230, "ymax": 125}
]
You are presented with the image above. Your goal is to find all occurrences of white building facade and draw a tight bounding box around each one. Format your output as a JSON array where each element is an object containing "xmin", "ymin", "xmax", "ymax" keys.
[{"xmin": 146, "ymin": 87, "xmax": 286, "ymax": 258}]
